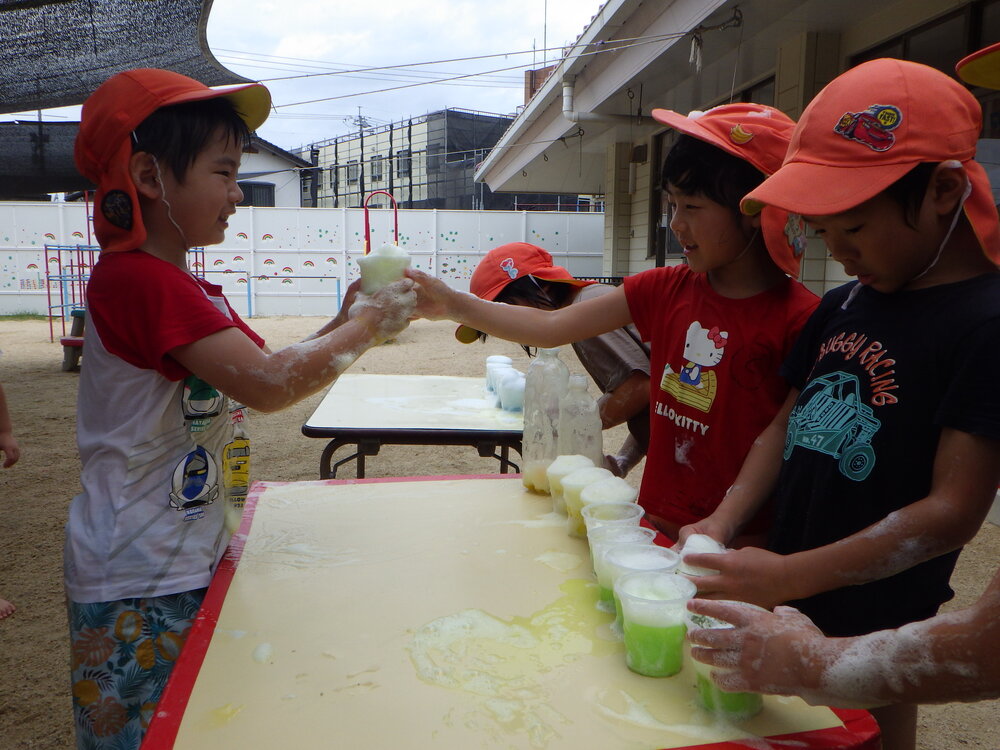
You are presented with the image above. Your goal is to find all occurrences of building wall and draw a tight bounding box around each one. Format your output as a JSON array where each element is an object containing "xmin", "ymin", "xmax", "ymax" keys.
[
  {"xmin": 614, "ymin": 0, "xmax": 996, "ymax": 294},
  {"xmin": 242, "ymin": 150, "xmax": 305, "ymax": 208}
]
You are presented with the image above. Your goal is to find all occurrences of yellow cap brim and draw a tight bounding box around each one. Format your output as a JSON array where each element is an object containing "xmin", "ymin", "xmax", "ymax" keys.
[
  {"xmin": 455, "ymin": 324, "xmax": 480, "ymax": 344},
  {"xmin": 956, "ymin": 42, "xmax": 1000, "ymax": 89}
]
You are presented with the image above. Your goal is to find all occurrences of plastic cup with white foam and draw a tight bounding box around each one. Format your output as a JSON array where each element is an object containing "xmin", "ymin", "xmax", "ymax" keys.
[
  {"xmin": 561, "ymin": 466, "xmax": 614, "ymax": 537},
  {"xmin": 581, "ymin": 502, "xmax": 644, "ymax": 536},
  {"xmin": 356, "ymin": 243, "xmax": 411, "ymax": 294},
  {"xmin": 600, "ymin": 543, "xmax": 680, "ymax": 627},
  {"xmin": 588, "ymin": 525, "xmax": 656, "ymax": 583},
  {"xmin": 497, "ymin": 370, "xmax": 526, "ymax": 412},
  {"xmin": 573, "ymin": 476, "xmax": 639, "ymax": 538},
  {"xmin": 678, "ymin": 533, "xmax": 726, "ymax": 576},
  {"xmin": 616, "ymin": 571, "xmax": 697, "ymax": 677},
  {"xmin": 545, "ymin": 455, "xmax": 594, "ymax": 513},
  {"xmin": 684, "ymin": 602, "xmax": 767, "ymax": 720},
  {"xmin": 484, "ymin": 355, "xmax": 513, "ymax": 393}
]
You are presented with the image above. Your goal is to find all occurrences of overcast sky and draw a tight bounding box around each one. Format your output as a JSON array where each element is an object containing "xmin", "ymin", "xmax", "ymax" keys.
[{"xmin": 205, "ymin": 0, "xmax": 607, "ymax": 151}]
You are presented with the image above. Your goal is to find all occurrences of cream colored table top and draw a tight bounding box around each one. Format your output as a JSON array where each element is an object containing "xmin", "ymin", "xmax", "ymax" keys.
[
  {"xmin": 303, "ymin": 374, "xmax": 523, "ymax": 432},
  {"xmin": 145, "ymin": 477, "xmax": 872, "ymax": 750}
]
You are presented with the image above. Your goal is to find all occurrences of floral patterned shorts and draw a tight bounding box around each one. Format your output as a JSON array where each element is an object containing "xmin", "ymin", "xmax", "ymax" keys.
[{"xmin": 68, "ymin": 589, "xmax": 206, "ymax": 750}]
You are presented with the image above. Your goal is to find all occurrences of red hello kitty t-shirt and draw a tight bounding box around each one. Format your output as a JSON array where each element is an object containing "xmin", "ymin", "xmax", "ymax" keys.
[{"xmin": 624, "ymin": 265, "xmax": 817, "ymax": 537}]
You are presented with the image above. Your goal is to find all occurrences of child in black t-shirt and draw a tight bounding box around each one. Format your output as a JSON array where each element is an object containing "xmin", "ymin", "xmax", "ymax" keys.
[{"xmin": 679, "ymin": 58, "xmax": 1000, "ymax": 750}]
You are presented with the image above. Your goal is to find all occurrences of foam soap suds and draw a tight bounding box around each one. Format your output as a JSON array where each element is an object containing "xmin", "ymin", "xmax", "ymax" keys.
[{"xmin": 406, "ymin": 579, "xmax": 616, "ymax": 748}]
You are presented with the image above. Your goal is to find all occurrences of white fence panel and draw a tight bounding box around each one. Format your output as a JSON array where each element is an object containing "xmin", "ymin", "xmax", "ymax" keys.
[{"xmin": 0, "ymin": 203, "xmax": 604, "ymax": 316}]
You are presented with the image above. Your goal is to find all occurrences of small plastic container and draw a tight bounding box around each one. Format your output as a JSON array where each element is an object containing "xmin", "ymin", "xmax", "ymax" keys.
[
  {"xmin": 587, "ymin": 525, "xmax": 657, "ymax": 580},
  {"xmin": 561, "ymin": 466, "xmax": 614, "ymax": 537},
  {"xmin": 598, "ymin": 543, "xmax": 680, "ymax": 624},
  {"xmin": 684, "ymin": 602, "xmax": 767, "ymax": 721},
  {"xmin": 581, "ymin": 502, "xmax": 644, "ymax": 535},
  {"xmin": 677, "ymin": 533, "xmax": 726, "ymax": 576},
  {"xmin": 544, "ymin": 455, "xmax": 594, "ymax": 513},
  {"xmin": 616, "ymin": 571, "xmax": 697, "ymax": 677}
]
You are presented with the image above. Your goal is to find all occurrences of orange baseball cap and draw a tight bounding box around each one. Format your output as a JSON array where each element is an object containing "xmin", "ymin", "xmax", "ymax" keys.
[
  {"xmin": 651, "ymin": 103, "xmax": 806, "ymax": 276},
  {"xmin": 74, "ymin": 68, "xmax": 271, "ymax": 253},
  {"xmin": 455, "ymin": 242, "xmax": 595, "ymax": 343},
  {"xmin": 956, "ymin": 41, "xmax": 1000, "ymax": 89},
  {"xmin": 742, "ymin": 58, "xmax": 1000, "ymax": 263}
]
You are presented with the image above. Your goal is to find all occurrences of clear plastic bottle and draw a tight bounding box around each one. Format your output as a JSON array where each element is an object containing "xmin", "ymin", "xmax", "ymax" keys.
[
  {"xmin": 557, "ymin": 374, "xmax": 604, "ymax": 466},
  {"xmin": 521, "ymin": 347, "xmax": 569, "ymax": 492}
]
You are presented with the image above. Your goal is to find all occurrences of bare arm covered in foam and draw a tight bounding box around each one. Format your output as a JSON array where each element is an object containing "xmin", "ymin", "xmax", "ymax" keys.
[
  {"xmin": 686, "ymin": 427, "xmax": 1000, "ymax": 607},
  {"xmin": 687, "ymin": 567, "xmax": 1000, "ymax": 706},
  {"xmin": 407, "ymin": 268, "xmax": 633, "ymax": 348},
  {"xmin": 170, "ymin": 278, "xmax": 416, "ymax": 412}
]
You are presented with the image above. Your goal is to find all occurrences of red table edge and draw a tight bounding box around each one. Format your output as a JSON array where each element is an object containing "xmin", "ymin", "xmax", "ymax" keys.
[{"xmin": 142, "ymin": 475, "xmax": 879, "ymax": 750}]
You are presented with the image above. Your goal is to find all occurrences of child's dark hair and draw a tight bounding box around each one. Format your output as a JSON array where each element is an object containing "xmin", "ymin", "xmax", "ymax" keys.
[
  {"xmin": 131, "ymin": 98, "xmax": 252, "ymax": 183},
  {"xmin": 883, "ymin": 162, "xmax": 939, "ymax": 228},
  {"xmin": 662, "ymin": 134, "xmax": 765, "ymax": 214},
  {"xmin": 476, "ymin": 276, "xmax": 576, "ymax": 354}
]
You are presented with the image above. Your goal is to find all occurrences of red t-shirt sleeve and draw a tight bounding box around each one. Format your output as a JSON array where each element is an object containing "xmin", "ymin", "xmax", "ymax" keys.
[
  {"xmin": 623, "ymin": 266, "xmax": 681, "ymax": 343},
  {"xmin": 87, "ymin": 251, "xmax": 265, "ymax": 380}
]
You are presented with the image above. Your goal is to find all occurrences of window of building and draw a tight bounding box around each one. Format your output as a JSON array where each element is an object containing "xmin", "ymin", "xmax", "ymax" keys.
[
  {"xmin": 328, "ymin": 166, "xmax": 336, "ymax": 191},
  {"xmin": 396, "ymin": 149, "xmax": 411, "ymax": 177},
  {"xmin": 370, "ymin": 156, "xmax": 384, "ymax": 181},
  {"xmin": 346, "ymin": 160, "xmax": 360, "ymax": 184},
  {"xmin": 237, "ymin": 181, "xmax": 275, "ymax": 207}
]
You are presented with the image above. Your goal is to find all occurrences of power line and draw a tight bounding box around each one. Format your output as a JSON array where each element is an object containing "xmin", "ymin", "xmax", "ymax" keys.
[{"xmin": 274, "ymin": 32, "xmax": 690, "ymax": 109}]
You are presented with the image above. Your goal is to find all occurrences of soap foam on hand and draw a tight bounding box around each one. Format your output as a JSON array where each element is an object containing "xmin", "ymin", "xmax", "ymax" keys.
[{"xmin": 357, "ymin": 243, "xmax": 411, "ymax": 294}]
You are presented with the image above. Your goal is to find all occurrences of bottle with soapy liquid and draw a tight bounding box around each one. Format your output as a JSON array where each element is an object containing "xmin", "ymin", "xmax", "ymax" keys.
[
  {"xmin": 521, "ymin": 347, "xmax": 569, "ymax": 492},
  {"xmin": 557, "ymin": 374, "xmax": 604, "ymax": 467}
]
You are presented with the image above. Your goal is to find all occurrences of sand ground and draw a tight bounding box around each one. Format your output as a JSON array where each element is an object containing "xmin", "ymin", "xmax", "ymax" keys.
[{"xmin": 0, "ymin": 316, "xmax": 997, "ymax": 749}]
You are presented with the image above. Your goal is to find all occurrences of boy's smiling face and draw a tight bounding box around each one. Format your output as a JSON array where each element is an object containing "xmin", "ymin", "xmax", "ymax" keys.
[
  {"xmin": 803, "ymin": 190, "xmax": 944, "ymax": 293},
  {"xmin": 665, "ymin": 186, "xmax": 757, "ymax": 274},
  {"xmin": 159, "ymin": 126, "xmax": 245, "ymax": 248}
]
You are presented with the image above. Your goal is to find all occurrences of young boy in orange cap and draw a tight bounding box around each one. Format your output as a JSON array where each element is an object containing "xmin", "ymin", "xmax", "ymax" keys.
[
  {"xmin": 67, "ymin": 69, "xmax": 416, "ymax": 749},
  {"xmin": 456, "ymin": 241, "xmax": 652, "ymax": 477},
  {"xmin": 678, "ymin": 57, "xmax": 1000, "ymax": 750},
  {"xmin": 411, "ymin": 103, "xmax": 818, "ymax": 544}
]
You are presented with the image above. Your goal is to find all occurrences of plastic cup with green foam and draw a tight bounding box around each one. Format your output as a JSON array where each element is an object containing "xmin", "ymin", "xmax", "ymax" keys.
[
  {"xmin": 600, "ymin": 543, "xmax": 680, "ymax": 624},
  {"xmin": 561, "ymin": 466, "xmax": 614, "ymax": 537},
  {"xmin": 545, "ymin": 455, "xmax": 594, "ymax": 513},
  {"xmin": 581, "ymin": 501, "xmax": 644, "ymax": 536},
  {"xmin": 684, "ymin": 602, "xmax": 767, "ymax": 721},
  {"xmin": 356, "ymin": 243, "xmax": 411, "ymax": 294},
  {"xmin": 588, "ymin": 525, "xmax": 656, "ymax": 585},
  {"xmin": 616, "ymin": 571, "xmax": 697, "ymax": 677},
  {"xmin": 677, "ymin": 533, "xmax": 726, "ymax": 576},
  {"xmin": 574, "ymin": 477, "xmax": 639, "ymax": 538}
]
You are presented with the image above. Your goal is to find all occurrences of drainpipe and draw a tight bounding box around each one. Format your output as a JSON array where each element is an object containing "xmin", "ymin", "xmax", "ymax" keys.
[{"xmin": 561, "ymin": 76, "xmax": 654, "ymax": 126}]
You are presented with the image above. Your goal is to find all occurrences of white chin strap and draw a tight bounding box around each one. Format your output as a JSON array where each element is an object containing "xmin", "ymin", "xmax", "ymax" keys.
[
  {"xmin": 842, "ymin": 162, "xmax": 972, "ymax": 310},
  {"xmin": 911, "ymin": 161, "xmax": 972, "ymax": 283}
]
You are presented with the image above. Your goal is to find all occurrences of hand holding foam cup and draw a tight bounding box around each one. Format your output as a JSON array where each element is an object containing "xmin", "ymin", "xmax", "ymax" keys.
[
  {"xmin": 684, "ymin": 601, "xmax": 768, "ymax": 720},
  {"xmin": 357, "ymin": 243, "xmax": 411, "ymax": 294}
]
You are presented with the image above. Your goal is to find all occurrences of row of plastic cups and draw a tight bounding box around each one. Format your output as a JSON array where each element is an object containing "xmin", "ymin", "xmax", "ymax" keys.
[{"xmin": 583, "ymin": 525, "xmax": 763, "ymax": 721}]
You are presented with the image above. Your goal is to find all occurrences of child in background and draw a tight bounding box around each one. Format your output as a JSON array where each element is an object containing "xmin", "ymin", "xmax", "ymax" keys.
[
  {"xmin": 67, "ymin": 69, "xmax": 414, "ymax": 749},
  {"xmin": 0, "ymin": 378, "xmax": 20, "ymax": 620},
  {"xmin": 678, "ymin": 59, "xmax": 1000, "ymax": 750},
  {"xmin": 411, "ymin": 103, "xmax": 818, "ymax": 542},
  {"xmin": 455, "ymin": 242, "xmax": 651, "ymax": 477}
]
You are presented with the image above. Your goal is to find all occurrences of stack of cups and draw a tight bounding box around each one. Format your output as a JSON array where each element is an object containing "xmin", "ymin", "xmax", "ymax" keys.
[
  {"xmin": 684, "ymin": 603, "xmax": 766, "ymax": 720},
  {"xmin": 599, "ymin": 543, "xmax": 680, "ymax": 628},
  {"xmin": 561, "ymin": 467, "xmax": 614, "ymax": 537},
  {"xmin": 545, "ymin": 455, "xmax": 595, "ymax": 514},
  {"xmin": 616, "ymin": 572, "xmax": 697, "ymax": 677},
  {"xmin": 485, "ymin": 355, "xmax": 514, "ymax": 397}
]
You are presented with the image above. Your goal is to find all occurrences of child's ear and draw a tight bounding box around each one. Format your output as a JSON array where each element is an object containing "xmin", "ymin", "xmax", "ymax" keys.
[
  {"xmin": 928, "ymin": 162, "xmax": 969, "ymax": 216},
  {"xmin": 130, "ymin": 152, "xmax": 161, "ymax": 199}
]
